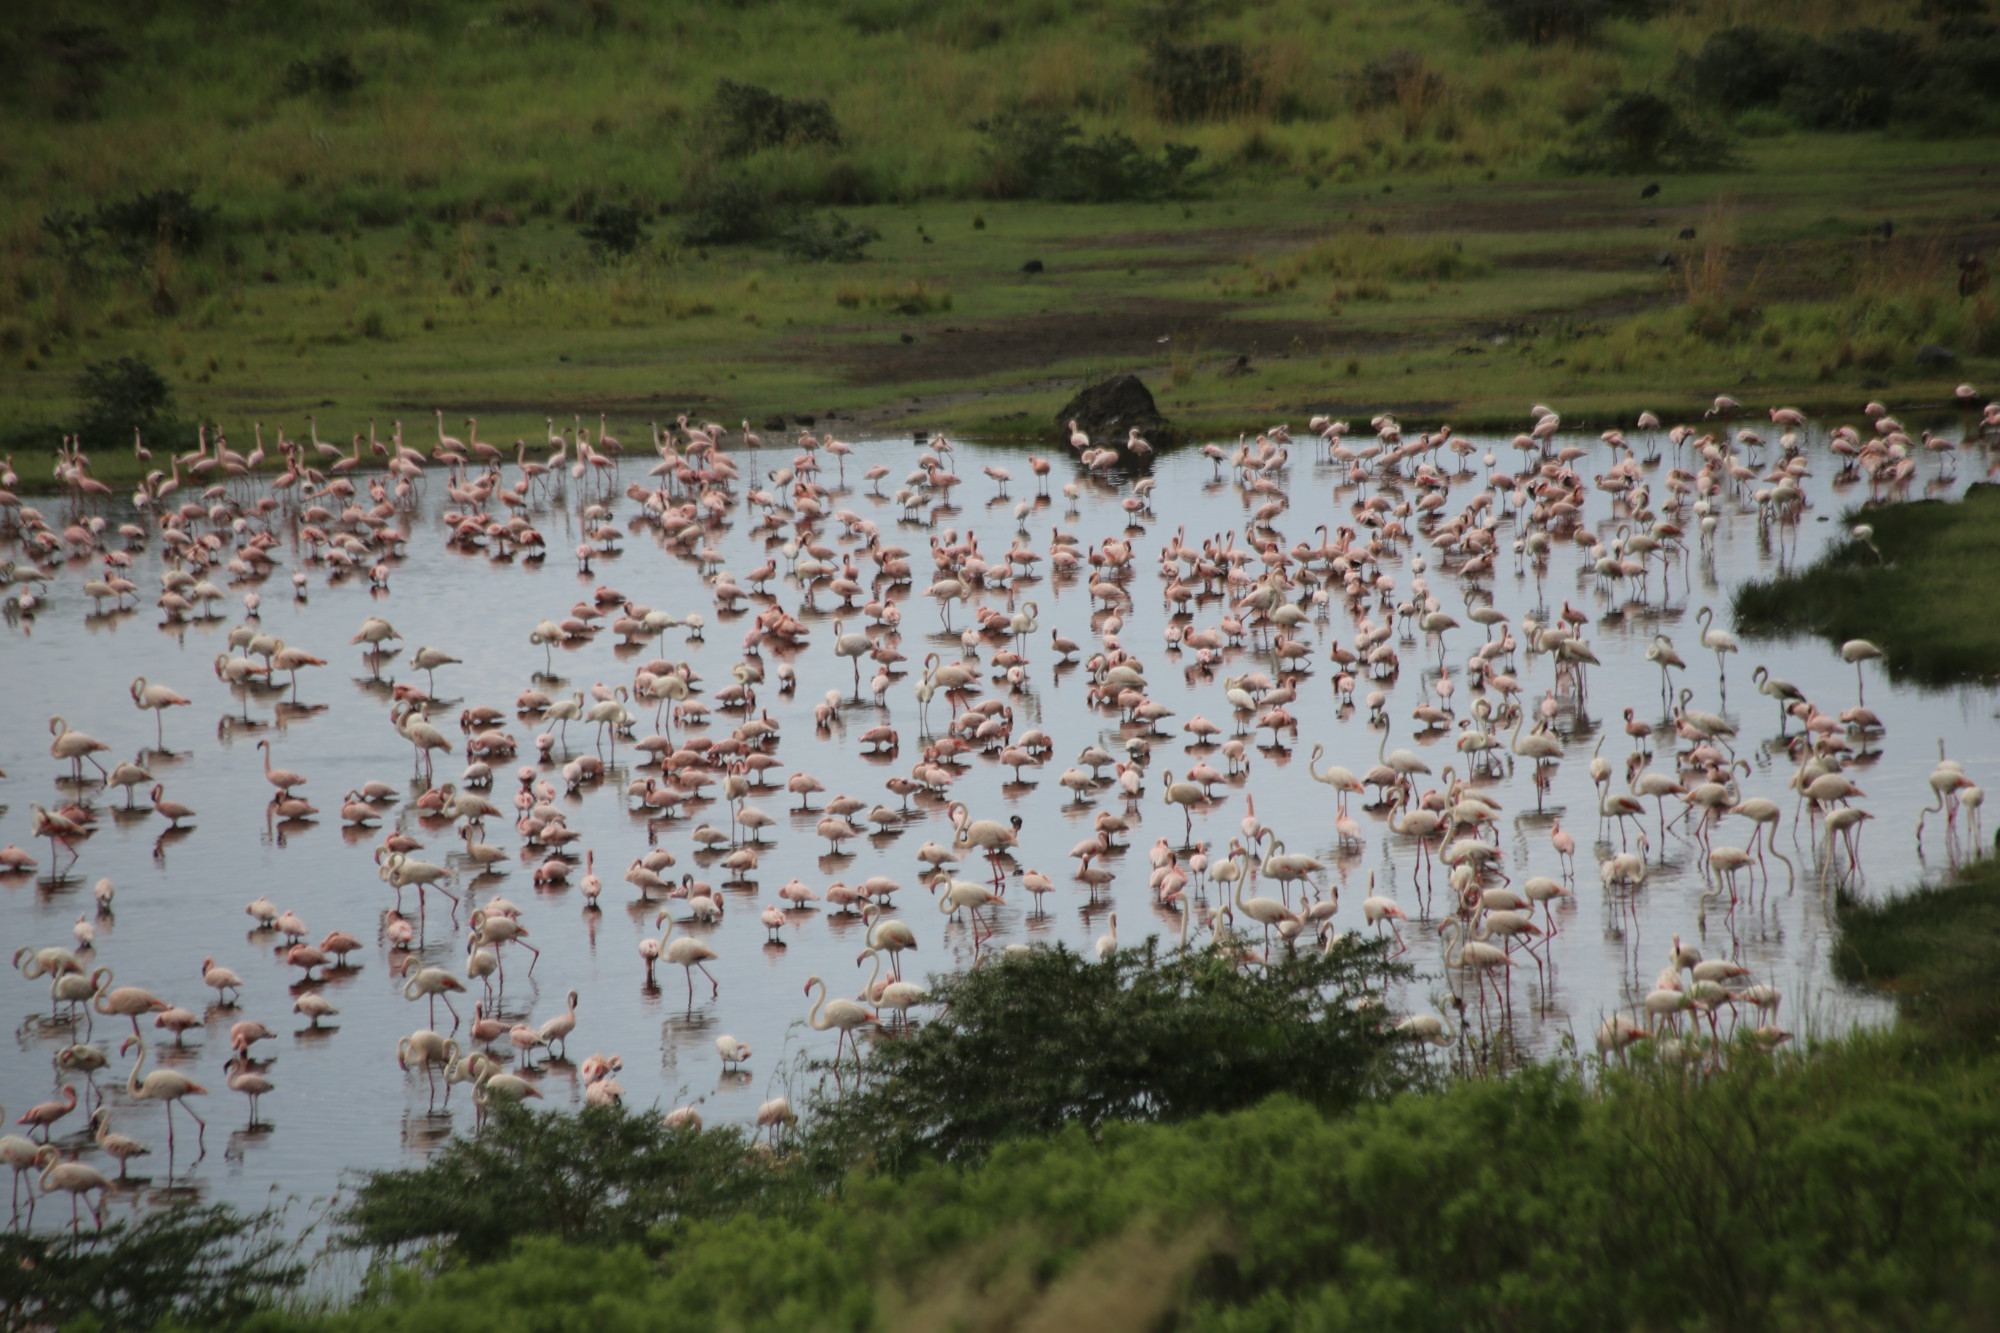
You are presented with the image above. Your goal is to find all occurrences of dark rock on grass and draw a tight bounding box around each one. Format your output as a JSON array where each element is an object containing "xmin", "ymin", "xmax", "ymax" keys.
[
  {"xmin": 1916, "ymin": 344, "xmax": 1958, "ymax": 367},
  {"xmin": 1054, "ymin": 372, "xmax": 1180, "ymax": 452},
  {"xmin": 1021, "ymin": 259, "xmax": 1044, "ymax": 274}
]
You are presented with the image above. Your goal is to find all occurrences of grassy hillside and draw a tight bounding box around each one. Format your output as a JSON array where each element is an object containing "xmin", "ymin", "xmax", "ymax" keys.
[{"xmin": 1, "ymin": 0, "xmax": 1998, "ymax": 460}]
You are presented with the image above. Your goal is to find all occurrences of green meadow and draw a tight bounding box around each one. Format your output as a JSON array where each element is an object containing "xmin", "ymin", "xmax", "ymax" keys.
[{"xmin": 2, "ymin": 0, "xmax": 1998, "ymax": 474}]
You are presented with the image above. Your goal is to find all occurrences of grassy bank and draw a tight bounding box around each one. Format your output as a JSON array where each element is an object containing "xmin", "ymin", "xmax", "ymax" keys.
[
  {"xmin": 2, "ymin": 1, "xmax": 1998, "ymax": 462},
  {"xmin": 1735, "ymin": 484, "xmax": 2000, "ymax": 685}
]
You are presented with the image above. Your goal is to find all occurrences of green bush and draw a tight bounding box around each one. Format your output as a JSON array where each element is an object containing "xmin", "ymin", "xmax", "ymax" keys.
[
  {"xmin": 92, "ymin": 187, "xmax": 218, "ymax": 257},
  {"xmin": 808, "ymin": 939, "xmax": 1414, "ymax": 1169},
  {"xmin": 75, "ymin": 353, "xmax": 178, "ymax": 449},
  {"xmin": 1142, "ymin": 38, "xmax": 1261, "ymax": 121},
  {"xmin": 1475, "ymin": 0, "xmax": 1663, "ymax": 46},
  {"xmin": 337, "ymin": 1105, "xmax": 808, "ymax": 1264},
  {"xmin": 281, "ymin": 50, "xmax": 365, "ymax": 98},
  {"xmin": 264, "ymin": 1032, "xmax": 2000, "ymax": 1333},
  {"xmin": 42, "ymin": 188, "xmax": 219, "ymax": 271},
  {"xmin": 0, "ymin": 1204, "xmax": 302, "ymax": 1332},
  {"xmin": 1560, "ymin": 91, "xmax": 1736, "ymax": 172},
  {"xmin": 1676, "ymin": 27, "xmax": 1808, "ymax": 113},
  {"xmin": 700, "ymin": 79, "xmax": 842, "ymax": 160},
  {"xmin": 679, "ymin": 177, "xmax": 773, "ymax": 245},
  {"xmin": 976, "ymin": 111, "xmax": 1199, "ymax": 202},
  {"xmin": 778, "ymin": 212, "xmax": 880, "ymax": 262},
  {"xmin": 1779, "ymin": 28, "xmax": 1924, "ymax": 130},
  {"xmin": 577, "ymin": 201, "xmax": 650, "ymax": 257}
]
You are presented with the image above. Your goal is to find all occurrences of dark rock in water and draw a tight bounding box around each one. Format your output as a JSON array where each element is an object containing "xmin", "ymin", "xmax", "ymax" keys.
[
  {"xmin": 1916, "ymin": 343, "xmax": 1958, "ymax": 367},
  {"xmin": 1054, "ymin": 373, "xmax": 1179, "ymax": 452},
  {"xmin": 1021, "ymin": 259, "xmax": 1045, "ymax": 274}
]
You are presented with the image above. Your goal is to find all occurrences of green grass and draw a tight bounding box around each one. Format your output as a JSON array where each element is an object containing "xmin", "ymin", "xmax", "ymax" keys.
[
  {"xmin": 1, "ymin": 0, "xmax": 1997, "ymax": 477},
  {"xmin": 1836, "ymin": 855, "xmax": 2000, "ymax": 1045},
  {"xmin": 1735, "ymin": 484, "xmax": 2000, "ymax": 685}
]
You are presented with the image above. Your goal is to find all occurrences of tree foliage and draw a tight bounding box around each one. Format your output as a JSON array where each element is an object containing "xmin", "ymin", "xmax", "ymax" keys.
[
  {"xmin": 778, "ymin": 212, "xmax": 880, "ymax": 262},
  {"xmin": 976, "ymin": 111, "xmax": 1200, "ymax": 202},
  {"xmin": 1560, "ymin": 91, "xmax": 1737, "ymax": 173},
  {"xmin": 337, "ymin": 1104, "xmax": 807, "ymax": 1264},
  {"xmin": 808, "ymin": 939, "xmax": 1415, "ymax": 1169},
  {"xmin": 0, "ymin": 1204, "xmax": 302, "ymax": 1332},
  {"xmin": 577, "ymin": 201, "xmax": 650, "ymax": 257},
  {"xmin": 265, "ymin": 1031, "xmax": 2000, "ymax": 1333},
  {"xmin": 75, "ymin": 353, "xmax": 177, "ymax": 449},
  {"xmin": 700, "ymin": 79, "xmax": 842, "ymax": 160}
]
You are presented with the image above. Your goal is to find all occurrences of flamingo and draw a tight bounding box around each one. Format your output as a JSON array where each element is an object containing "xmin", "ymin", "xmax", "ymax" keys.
[
  {"xmin": 120, "ymin": 1036, "xmax": 207, "ymax": 1152},
  {"xmin": 1695, "ymin": 606, "xmax": 1738, "ymax": 682},
  {"xmin": 225, "ymin": 1052, "xmax": 276, "ymax": 1126},
  {"xmin": 256, "ymin": 738, "xmax": 305, "ymax": 797},
  {"xmin": 804, "ymin": 974, "xmax": 874, "ymax": 1069},
  {"xmin": 34, "ymin": 1145, "xmax": 110, "ymax": 1232},
  {"xmin": 652, "ymin": 913, "xmax": 720, "ymax": 1005},
  {"xmin": 130, "ymin": 676, "xmax": 191, "ymax": 747}
]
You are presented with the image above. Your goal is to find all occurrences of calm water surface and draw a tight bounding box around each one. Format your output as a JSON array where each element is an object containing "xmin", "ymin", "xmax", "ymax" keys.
[{"xmin": 2, "ymin": 423, "xmax": 1994, "ymax": 1239}]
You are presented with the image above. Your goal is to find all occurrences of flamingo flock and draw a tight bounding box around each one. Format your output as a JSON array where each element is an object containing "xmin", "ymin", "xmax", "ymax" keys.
[{"xmin": 3, "ymin": 388, "xmax": 1997, "ymax": 1231}]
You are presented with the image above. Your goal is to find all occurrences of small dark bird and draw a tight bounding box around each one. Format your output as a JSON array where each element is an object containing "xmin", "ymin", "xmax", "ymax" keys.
[
  {"xmin": 1678, "ymin": 227, "xmax": 1697, "ymax": 241},
  {"xmin": 1021, "ymin": 259, "xmax": 1045, "ymax": 274},
  {"xmin": 1876, "ymin": 220, "xmax": 1894, "ymax": 239},
  {"xmin": 1640, "ymin": 182, "xmax": 1660, "ymax": 199}
]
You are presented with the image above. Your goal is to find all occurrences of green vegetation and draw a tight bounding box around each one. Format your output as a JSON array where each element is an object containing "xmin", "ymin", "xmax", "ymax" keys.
[
  {"xmin": 0, "ymin": 0, "xmax": 1996, "ymax": 467},
  {"xmin": 807, "ymin": 939, "xmax": 1414, "ymax": 1169},
  {"xmin": 18, "ymin": 873, "xmax": 2000, "ymax": 1332},
  {"xmin": 0, "ymin": 1204, "xmax": 303, "ymax": 1331},
  {"xmin": 1836, "ymin": 854, "xmax": 2000, "ymax": 1043},
  {"xmin": 223, "ymin": 1046, "xmax": 1999, "ymax": 1333},
  {"xmin": 1735, "ymin": 483, "xmax": 2000, "ymax": 684}
]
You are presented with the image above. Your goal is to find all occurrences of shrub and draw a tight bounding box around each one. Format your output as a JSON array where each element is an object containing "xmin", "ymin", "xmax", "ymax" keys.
[
  {"xmin": 577, "ymin": 200, "xmax": 650, "ymax": 256},
  {"xmin": 1355, "ymin": 48, "xmax": 1446, "ymax": 116},
  {"xmin": 679, "ymin": 177, "xmax": 773, "ymax": 245},
  {"xmin": 92, "ymin": 187, "xmax": 219, "ymax": 260},
  {"xmin": 701, "ymin": 79, "xmax": 841, "ymax": 159},
  {"xmin": 36, "ymin": 22, "xmax": 128, "ymax": 118},
  {"xmin": 1675, "ymin": 27, "xmax": 1806, "ymax": 113},
  {"xmin": 338, "ymin": 1105, "xmax": 804, "ymax": 1263},
  {"xmin": 1780, "ymin": 28, "xmax": 1923, "ymax": 129},
  {"xmin": 1142, "ymin": 38, "xmax": 1261, "ymax": 121},
  {"xmin": 281, "ymin": 50, "xmax": 365, "ymax": 98},
  {"xmin": 0, "ymin": 1204, "xmax": 302, "ymax": 1330},
  {"xmin": 807, "ymin": 939, "xmax": 1414, "ymax": 1169},
  {"xmin": 976, "ymin": 111, "xmax": 1199, "ymax": 202},
  {"xmin": 1476, "ymin": 0, "xmax": 1664, "ymax": 45},
  {"xmin": 778, "ymin": 212, "xmax": 880, "ymax": 262},
  {"xmin": 75, "ymin": 353, "xmax": 176, "ymax": 448},
  {"xmin": 1561, "ymin": 91, "xmax": 1736, "ymax": 172}
]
